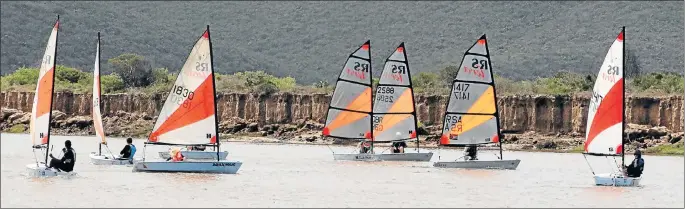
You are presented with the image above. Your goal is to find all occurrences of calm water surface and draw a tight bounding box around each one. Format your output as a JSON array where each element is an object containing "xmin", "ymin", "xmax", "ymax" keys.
[{"xmin": 1, "ymin": 133, "xmax": 683, "ymax": 207}]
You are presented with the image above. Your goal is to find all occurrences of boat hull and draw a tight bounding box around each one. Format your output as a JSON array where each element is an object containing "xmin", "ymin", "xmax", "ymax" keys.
[
  {"xmin": 333, "ymin": 152, "xmax": 433, "ymax": 162},
  {"xmin": 25, "ymin": 163, "xmax": 76, "ymax": 177},
  {"xmin": 433, "ymin": 159, "xmax": 521, "ymax": 170},
  {"xmin": 132, "ymin": 161, "xmax": 242, "ymax": 174},
  {"xmin": 158, "ymin": 151, "xmax": 228, "ymax": 160},
  {"xmin": 89, "ymin": 152, "xmax": 140, "ymax": 165},
  {"xmin": 593, "ymin": 173, "xmax": 641, "ymax": 187}
]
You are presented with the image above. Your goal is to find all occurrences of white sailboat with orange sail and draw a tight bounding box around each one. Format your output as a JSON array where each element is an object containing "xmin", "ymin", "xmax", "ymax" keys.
[
  {"xmin": 25, "ymin": 16, "xmax": 73, "ymax": 177},
  {"xmin": 433, "ymin": 35, "xmax": 520, "ymax": 170},
  {"xmin": 582, "ymin": 27, "xmax": 639, "ymax": 187},
  {"xmin": 88, "ymin": 32, "xmax": 141, "ymax": 165},
  {"xmin": 324, "ymin": 42, "xmax": 432, "ymax": 161},
  {"xmin": 133, "ymin": 26, "xmax": 241, "ymax": 174}
]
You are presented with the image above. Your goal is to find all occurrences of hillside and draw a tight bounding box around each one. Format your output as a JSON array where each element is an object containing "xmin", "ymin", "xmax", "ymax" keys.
[{"xmin": 1, "ymin": 1, "xmax": 683, "ymax": 84}]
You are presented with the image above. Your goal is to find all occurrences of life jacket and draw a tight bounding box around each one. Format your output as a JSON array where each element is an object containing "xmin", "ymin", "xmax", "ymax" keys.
[
  {"xmin": 171, "ymin": 150, "xmax": 184, "ymax": 161},
  {"xmin": 129, "ymin": 144, "xmax": 137, "ymax": 163}
]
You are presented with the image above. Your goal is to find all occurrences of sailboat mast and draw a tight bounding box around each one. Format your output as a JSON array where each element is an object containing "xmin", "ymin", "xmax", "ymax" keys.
[
  {"xmin": 45, "ymin": 15, "xmax": 59, "ymax": 164},
  {"xmin": 621, "ymin": 26, "xmax": 626, "ymax": 166},
  {"xmin": 402, "ymin": 43, "xmax": 421, "ymax": 153},
  {"xmin": 482, "ymin": 35, "xmax": 504, "ymax": 160},
  {"xmin": 97, "ymin": 32, "xmax": 102, "ymax": 156},
  {"xmin": 206, "ymin": 25, "xmax": 220, "ymax": 161},
  {"xmin": 369, "ymin": 42, "xmax": 375, "ymax": 153}
]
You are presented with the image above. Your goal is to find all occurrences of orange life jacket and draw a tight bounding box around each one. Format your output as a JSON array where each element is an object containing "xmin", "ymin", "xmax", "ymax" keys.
[{"xmin": 172, "ymin": 151, "xmax": 184, "ymax": 161}]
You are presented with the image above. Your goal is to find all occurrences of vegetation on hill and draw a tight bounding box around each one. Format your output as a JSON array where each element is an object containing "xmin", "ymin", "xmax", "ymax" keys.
[
  {"xmin": 1, "ymin": 1, "xmax": 682, "ymax": 84},
  {"xmin": 2, "ymin": 53, "xmax": 682, "ymax": 96}
]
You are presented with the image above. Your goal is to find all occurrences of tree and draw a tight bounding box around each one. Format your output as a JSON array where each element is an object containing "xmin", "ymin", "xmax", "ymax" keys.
[
  {"xmin": 108, "ymin": 53, "xmax": 153, "ymax": 88},
  {"xmin": 412, "ymin": 72, "xmax": 440, "ymax": 89},
  {"xmin": 439, "ymin": 65, "xmax": 459, "ymax": 85}
]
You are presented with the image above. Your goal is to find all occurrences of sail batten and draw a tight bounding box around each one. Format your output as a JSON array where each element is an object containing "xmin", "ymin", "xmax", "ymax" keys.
[
  {"xmin": 148, "ymin": 28, "xmax": 217, "ymax": 145},
  {"xmin": 440, "ymin": 35, "xmax": 501, "ymax": 146},
  {"xmin": 323, "ymin": 41, "xmax": 373, "ymax": 140},
  {"xmin": 371, "ymin": 43, "xmax": 418, "ymax": 142},
  {"xmin": 30, "ymin": 18, "xmax": 59, "ymax": 151},
  {"xmin": 584, "ymin": 29, "xmax": 625, "ymax": 156}
]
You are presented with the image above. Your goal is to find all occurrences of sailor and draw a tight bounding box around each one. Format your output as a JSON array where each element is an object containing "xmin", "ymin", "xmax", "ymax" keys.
[
  {"xmin": 167, "ymin": 148, "xmax": 185, "ymax": 162},
  {"xmin": 359, "ymin": 141, "xmax": 371, "ymax": 154},
  {"xmin": 118, "ymin": 137, "xmax": 136, "ymax": 160},
  {"xmin": 47, "ymin": 140, "xmax": 76, "ymax": 172},
  {"xmin": 391, "ymin": 141, "xmax": 407, "ymax": 153},
  {"xmin": 624, "ymin": 149, "xmax": 645, "ymax": 177},
  {"xmin": 464, "ymin": 145, "xmax": 478, "ymax": 161}
]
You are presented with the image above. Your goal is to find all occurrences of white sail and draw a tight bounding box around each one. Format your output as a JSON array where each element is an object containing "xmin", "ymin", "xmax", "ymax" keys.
[
  {"xmin": 29, "ymin": 19, "xmax": 59, "ymax": 147},
  {"xmin": 584, "ymin": 29, "xmax": 625, "ymax": 156},
  {"xmin": 440, "ymin": 35, "xmax": 501, "ymax": 146},
  {"xmin": 92, "ymin": 33, "xmax": 106, "ymax": 144},
  {"xmin": 371, "ymin": 43, "xmax": 418, "ymax": 142},
  {"xmin": 322, "ymin": 41, "xmax": 373, "ymax": 140},
  {"xmin": 148, "ymin": 29, "xmax": 217, "ymax": 145}
]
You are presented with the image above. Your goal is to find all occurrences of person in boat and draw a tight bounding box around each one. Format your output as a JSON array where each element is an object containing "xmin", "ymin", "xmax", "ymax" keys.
[
  {"xmin": 47, "ymin": 140, "xmax": 76, "ymax": 172},
  {"xmin": 391, "ymin": 141, "xmax": 407, "ymax": 153},
  {"xmin": 358, "ymin": 141, "xmax": 371, "ymax": 154},
  {"xmin": 118, "ymin": 137, "xmax": 136, "ymax": 160},
  {"xmin": 463, "ymin": 145, "xmax": 478, "ymax": 161},
  {"xmin": 624, "ymin": 149, "xmax": 644, "ymax": 177},
  {"xmin": 187, "ymin": 145, "xmax": 206, "ymax": 151},
  {"xmin": 166, "ymin": 148, "xmax": 185, "ymax": 162}
]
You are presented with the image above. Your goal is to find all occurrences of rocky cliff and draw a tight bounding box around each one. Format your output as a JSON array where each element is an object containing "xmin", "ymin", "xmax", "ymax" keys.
[{"xmin": 2, "ymin": 91, "xmax": 683, "ymax": 134}]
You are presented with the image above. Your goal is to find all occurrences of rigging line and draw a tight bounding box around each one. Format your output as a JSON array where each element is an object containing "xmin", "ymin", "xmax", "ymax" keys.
[
  {"xmin": 32, "ymin": 147, "xmax": 40, "ymax": 167},
  {"xmin": 326, "ymin": 144, "xmax": 335, "ymax": 154},
  {"xmin": 582, "ymin": 154, "xmax": 596, "ymax": 175},
  {"xmin": 104, "ymin": 144, "xmax": 116, "ymax": 160}
]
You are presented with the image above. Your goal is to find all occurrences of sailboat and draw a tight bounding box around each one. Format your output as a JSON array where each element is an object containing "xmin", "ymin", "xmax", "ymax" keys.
[
  {"xmin": 132, "ymin": 26, "xmax": 241, "ymax": 174},
  {"xmin": 324, "ymin": 42, "xmax": 432, "ymax": 161},
  {"xmin": 88, "ymin": 32, "xmax": 141, "ymax": 165},
  {"xmin": 433, "ymin": 35, "xmax": 520, "ymax": 170},
  {"xmin": 582, "ymin": 27, "xmax": 638, "ymax": 187},
  {"xmin": 25, "ymin": 16, "xmax": 72, "ymax": 177}
]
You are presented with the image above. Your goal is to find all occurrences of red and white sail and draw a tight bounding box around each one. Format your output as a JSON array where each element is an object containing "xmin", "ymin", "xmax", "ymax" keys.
[
  {"xmin": 29, "ymin": 19, "xmax": 59, "ymax": 146},
  {"xmin": 148, "ymin": 29, "xmax": 217, "ymax": 145},
  {"xmin": 584, "ymin": 29, "xmax": 624, "ymax": 155},
  {"xmin": 92, "ymin": 33, "xmax": 106, "ymax": 144}
]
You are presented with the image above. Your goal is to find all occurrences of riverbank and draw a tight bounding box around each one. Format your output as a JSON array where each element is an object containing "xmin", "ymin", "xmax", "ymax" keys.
[{"xmin": 2, "ymin": 107, "xmax": 683, "ymax": 156}]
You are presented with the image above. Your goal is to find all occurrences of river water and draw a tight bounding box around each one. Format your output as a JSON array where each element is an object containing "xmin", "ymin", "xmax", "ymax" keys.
[{"xmin": 1, "ymin": 133, "xmax": 683, "ymax": 208}]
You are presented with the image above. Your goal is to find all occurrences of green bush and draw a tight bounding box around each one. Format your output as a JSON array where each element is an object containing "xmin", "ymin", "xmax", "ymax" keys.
[
  {"xmin": 108, "ymin": 53, "xmax": 153, "ymax": 88},
  {"xmin": 2, "ymin": 67, "xmax": 39, "ymax": 85},
  {"xmin": 100, "ymin": 74, "xmax": 125, "ymax": 93},
  {"xmin": 629, "ymin": 72, "xmax": 684, "ymax": 94}
]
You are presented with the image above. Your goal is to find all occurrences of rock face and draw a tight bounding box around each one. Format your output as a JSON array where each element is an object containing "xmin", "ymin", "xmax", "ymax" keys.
[{"xmin": 1, "ymin": 92, "xmax": 683, "ymax": 134}]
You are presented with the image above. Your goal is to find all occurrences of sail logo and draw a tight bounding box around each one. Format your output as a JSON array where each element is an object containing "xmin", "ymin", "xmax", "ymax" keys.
[
  {"xmin": 346, "ymin": 62, "xmax": 369, "ymax": 79},
  {"xmin": 185, "ymin": 61, "xmax": 210, "ymax": 77},
  {"xmin": 602, "ymin": 65, "xmax": 620, "ymax": 82}
]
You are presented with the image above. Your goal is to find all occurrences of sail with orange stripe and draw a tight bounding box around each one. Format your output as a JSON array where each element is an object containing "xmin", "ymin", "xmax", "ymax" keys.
[
  {"xmin": 148, "ymin": 27, "xmax": 218, "ymax": 145},
  {"xmin": 584, "ymin": 28, "xmax": 625, "ymax": 156},
  {"xmin": 29, "ymin": 17, "xmax": 59, "ymax": 148},
  {"xmin": 322, "ymin": 41, "xmax": 373, "ymax": 140},
  {"xmin": 92, "ymin": 32, "xmax": 106, "ymax": 145},
  {"xmin": 440, "ymin": 35, "xmax": 501, "ymax": 146},
  {"xmin": 371, "ymin": 43, "xmax": 417, "ymax": 142}
]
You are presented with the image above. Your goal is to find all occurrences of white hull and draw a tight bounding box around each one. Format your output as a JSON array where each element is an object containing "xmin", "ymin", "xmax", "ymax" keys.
[
  {"xmin": 89, "ymin": 152, "xmax": 140, "ymax": 165},
  {"xmin": 25, "ymin": 163, "xmax": 76, "ymax": 177},
  {"xmin": 132, "ymin": 161, "xmax": 242, "ymax": 174},
  {"xmin": 593, "ymin": 173, "xmax": 641, "ymax": 187},
  {"xmin": 158, "ymin": 151, "xmax": 228, "ymax": 160},
  {"xmin": 433, "ymin": 159, "xmax": 521, "ymax": 170},
  {"xmin": 333, "ymin": 152, "xmax": 433, "ymax": 162}
]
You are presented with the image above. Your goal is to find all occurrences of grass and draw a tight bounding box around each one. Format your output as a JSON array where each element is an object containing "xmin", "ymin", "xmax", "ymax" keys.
[
  {"xmin": 645, "ymin": 143, "xmax": 685, "ymax": 156},
  {"xmin": 7, "ymin": 124, "xmax": 26, "ymax": 133}
]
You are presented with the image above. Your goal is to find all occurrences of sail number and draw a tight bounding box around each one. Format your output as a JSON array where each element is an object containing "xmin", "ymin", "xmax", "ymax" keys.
[
  {"xmin": 170, "ymin": 85, "xmax": 195, "ymax": 108},
  {"xmin": 376, "ymin": 87, "xmax": 395, "ymax": 103},
  {"xmin": 453, "ymin": 83, "xmax": 470, "ymax": 100},
  {"xmin": 93, "ymin": 98, "xmax": 100, "ymax": 108},
  {"xmin": 372, "ymin": 116, "xmax": 383, "ymax": 131},
  {"xmin": 43, "ymin": 55, "xmax": 52, "ymax": 65},
  {"xmin": 445, "ymin": 115, "xmax": 463, "ymax": 132}
]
